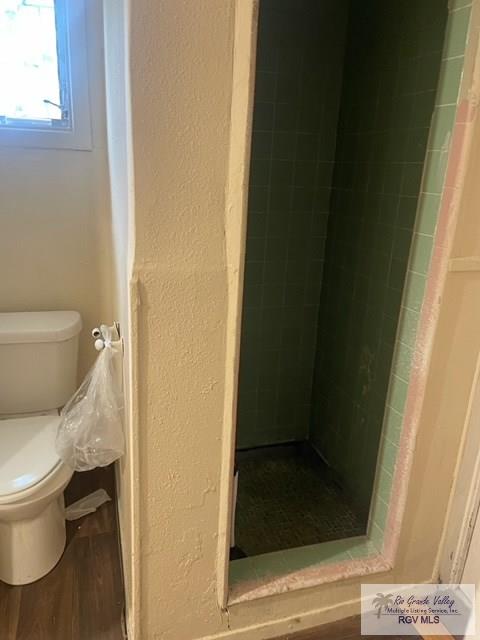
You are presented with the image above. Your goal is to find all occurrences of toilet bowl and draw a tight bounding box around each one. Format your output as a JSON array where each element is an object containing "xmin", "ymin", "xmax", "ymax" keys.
[
  {"xmin": 0, "ymin": 311, "xmax": 82, "ymax": 585},
  {"xmin": 0, "ymin": 415, "xmax": 73, "ymax": 585}
]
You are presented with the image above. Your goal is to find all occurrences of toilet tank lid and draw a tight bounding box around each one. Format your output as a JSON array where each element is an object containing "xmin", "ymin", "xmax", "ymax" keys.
[{"xmin": 0, "ymin": 311, "xmax": 82, "ymax": 344}]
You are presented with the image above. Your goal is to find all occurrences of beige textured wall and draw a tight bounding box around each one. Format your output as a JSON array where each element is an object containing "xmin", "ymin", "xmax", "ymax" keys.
[
  {"xmin": 0, "ymin": 0, "xmax": 112, "ymax": 377},
  {"xmin": 129, "ymin": 1, "xmax": 234, "ymax": 636},
  {"xmin": 126, "ymin": 1, "xmax": 480, "ymax": 638}
]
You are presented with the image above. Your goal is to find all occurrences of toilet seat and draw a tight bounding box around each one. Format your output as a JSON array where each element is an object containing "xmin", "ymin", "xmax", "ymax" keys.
[{"xmin": 0, "ymin": 415, "xmax": 65, "ymax": 504}]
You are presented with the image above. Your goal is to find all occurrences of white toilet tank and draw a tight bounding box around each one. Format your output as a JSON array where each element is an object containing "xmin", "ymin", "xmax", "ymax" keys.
[{"xmin": 0, "ymin": 311, "xmax": 82, "ymax": 415}]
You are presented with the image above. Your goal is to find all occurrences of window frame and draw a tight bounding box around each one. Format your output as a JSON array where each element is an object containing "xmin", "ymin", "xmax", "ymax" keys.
[{"xmin": 0, "ymin": 0, "xmax": 92, "ymax": 151}]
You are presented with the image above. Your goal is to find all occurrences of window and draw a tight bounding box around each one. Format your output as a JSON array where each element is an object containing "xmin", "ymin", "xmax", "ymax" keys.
[{"xmin": 0, "ymin": 0, "xmax": 91, "ymax": 150}]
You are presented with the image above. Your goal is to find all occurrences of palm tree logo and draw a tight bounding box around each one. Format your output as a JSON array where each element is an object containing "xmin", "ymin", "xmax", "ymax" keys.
[{"xmin": 373, "ymin": 593, "xmax": 394, "ymax": 618}]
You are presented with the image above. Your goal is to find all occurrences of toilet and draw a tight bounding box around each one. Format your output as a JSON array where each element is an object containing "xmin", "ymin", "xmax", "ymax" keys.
[{"xmin": 0, "ymin": 310, "xmax": 82, "ymax": 585}]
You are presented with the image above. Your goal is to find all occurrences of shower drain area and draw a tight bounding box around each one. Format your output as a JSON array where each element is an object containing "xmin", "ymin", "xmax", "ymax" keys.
[{"xmin": 234, "ymin": 444, "xmax": 366, "ymax": 557}]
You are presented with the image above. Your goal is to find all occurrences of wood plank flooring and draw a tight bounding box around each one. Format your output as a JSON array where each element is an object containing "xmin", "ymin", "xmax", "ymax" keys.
[{"xmin": 0, "ymin": 466, "xmax": 125, "ymax": 640}]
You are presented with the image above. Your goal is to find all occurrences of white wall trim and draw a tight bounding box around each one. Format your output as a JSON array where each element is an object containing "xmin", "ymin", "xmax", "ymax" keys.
[{"xmin": 438, "ymin": 350, "xmax": 480, "ymax": 583}]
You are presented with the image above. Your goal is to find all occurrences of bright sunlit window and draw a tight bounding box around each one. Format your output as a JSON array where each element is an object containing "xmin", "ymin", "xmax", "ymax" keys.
[
  {"xmin": 0, "ymin": 0, "xmax": 91, "ymax": 149},
  {"xmin": 0, "ymin": 0, "xmax": 68, "ymax": 127}
]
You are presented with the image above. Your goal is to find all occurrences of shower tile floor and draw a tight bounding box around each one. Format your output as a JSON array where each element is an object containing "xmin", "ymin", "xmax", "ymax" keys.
[{"xmin": 234, "ymin": 444, "xmax": 366, "ymax": 556}]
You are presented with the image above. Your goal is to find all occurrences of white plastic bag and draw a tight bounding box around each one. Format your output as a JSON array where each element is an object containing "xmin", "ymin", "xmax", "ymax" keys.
[
  {"xmin": 56, "ymin": 325, "xmax": 125, "ymax": 471},
  {"xmin": 65, "ymin": 489, "xmax": 111, "ymax": 521}
]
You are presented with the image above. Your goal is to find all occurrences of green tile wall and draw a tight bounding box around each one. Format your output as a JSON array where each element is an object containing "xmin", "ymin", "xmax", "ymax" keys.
[
  {"xmin": 311, "ymin": 0, "xmax": 448, "ymax": 518},
  {"xmin": 236, "ymin": 0, "xmax": 349, "ymax": 449},
  {"xmin": 368, "ymin": 0, "xmax": 472, "ymax": 549}
]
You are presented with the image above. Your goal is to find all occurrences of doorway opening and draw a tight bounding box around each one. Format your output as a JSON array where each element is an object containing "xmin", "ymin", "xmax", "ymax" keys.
[{"xmin": 232, "ymin": 0, "xmax": 448, "ymax": 559}]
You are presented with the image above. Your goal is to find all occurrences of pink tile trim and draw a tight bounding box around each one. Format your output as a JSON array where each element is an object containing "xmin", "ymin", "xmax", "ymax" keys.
[
  {"xmin": 229, "ymin": 554, "xmax": 391, "ymax": 604},
  {"xmin": 382, "ymin": 96, "xmax": 477, "ymax": 566}
]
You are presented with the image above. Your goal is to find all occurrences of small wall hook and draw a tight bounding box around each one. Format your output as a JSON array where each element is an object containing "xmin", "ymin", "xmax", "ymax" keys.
[{"xmin": 91, "ymin": 323, "xmax": 123, "ymax": 352}]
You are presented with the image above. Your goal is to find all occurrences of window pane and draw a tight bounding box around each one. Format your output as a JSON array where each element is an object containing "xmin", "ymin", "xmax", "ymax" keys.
[{"xmin": 0, "ymin": 0, "xmax": 62, "ymax": 123}]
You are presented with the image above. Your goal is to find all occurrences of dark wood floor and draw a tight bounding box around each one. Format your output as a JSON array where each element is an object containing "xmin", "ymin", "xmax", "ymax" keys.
[{"xmin": 0, "ymin": 466, "xmax": 125, "ymax": 640}]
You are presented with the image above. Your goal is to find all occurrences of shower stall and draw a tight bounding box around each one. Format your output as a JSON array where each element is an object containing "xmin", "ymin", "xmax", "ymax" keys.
[{"xmin": 234, "ymin": 0, "xmax": 448, "ymax": 557}]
